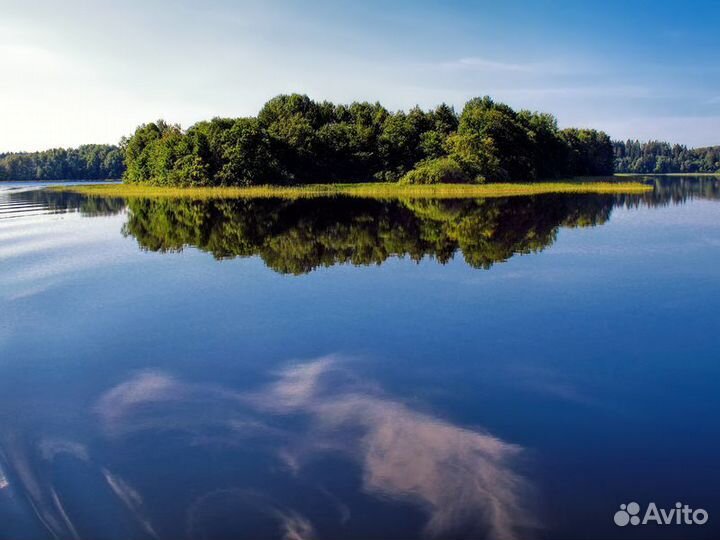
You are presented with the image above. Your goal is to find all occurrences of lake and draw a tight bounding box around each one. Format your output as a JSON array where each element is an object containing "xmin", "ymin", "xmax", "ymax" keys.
[{"xmin": 1, "ymin": 177, "xmax": 719, "ymax": 540}]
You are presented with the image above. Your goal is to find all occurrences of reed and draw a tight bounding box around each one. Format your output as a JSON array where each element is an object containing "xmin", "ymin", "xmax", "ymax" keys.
[{"xmin": 51, "ymin": 181, "xmax": 652, "ymax": 200}]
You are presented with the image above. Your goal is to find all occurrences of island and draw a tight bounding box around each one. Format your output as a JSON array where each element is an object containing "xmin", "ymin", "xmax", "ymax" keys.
[
  {"xmin": 7, "ymin": 94, "xmax": 717, "ymax": 196},
  {"xmin": 120, "ymin": 94, "xmax": 615, "ymax": 187}
]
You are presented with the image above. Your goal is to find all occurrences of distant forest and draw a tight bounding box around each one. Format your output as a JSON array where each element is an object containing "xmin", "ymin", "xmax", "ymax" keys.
[
  {"xmin": 614, "ymin": 140, "xmax": 720, "ymax": 174},
  {"xmin": 0, "ymin": 145, "xmax": 124, "ymax": 181},
  {"xmin": 121, "ymin": 94, "xmax": 615, "ymax": 186}
]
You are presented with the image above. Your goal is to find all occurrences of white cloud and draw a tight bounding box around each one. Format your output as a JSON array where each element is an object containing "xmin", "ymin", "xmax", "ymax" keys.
[{"xmin": 440, "ymin": 56, "xmax": 548, "ymax": 73}]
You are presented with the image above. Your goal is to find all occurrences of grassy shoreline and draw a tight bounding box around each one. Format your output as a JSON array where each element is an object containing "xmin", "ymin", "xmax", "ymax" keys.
[{"xmin": 50, "ymin": 181, "xmax": 652, "ymax": 200}]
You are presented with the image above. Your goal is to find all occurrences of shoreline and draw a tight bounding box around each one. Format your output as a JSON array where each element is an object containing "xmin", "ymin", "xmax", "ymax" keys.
[{"xmin": 49, "ymin": 181, "xmax": 653, "ymax": 200}]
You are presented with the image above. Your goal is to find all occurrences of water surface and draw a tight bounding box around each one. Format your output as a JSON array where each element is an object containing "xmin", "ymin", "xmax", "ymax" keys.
[{"xmin": 1, "ymin": 177, "xmax": 719, "ymax": 540}]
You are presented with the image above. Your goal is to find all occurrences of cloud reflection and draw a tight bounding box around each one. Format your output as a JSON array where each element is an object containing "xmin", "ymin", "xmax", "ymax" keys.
[
  {"xmin": 0, "ymin": 434, "xmax": 82, "ymax": 540},
  {"xmin": 97, "ymin": 358, "xmax": 535, "ymax": 539},
  {"xmin": 102, "ymin": 468, "xmax": 159, "ymax": 538},
  {"xmin": 0, "ymin": 434, "xmax": 157, "ymax": 540},
  {"xmin": 276, "ymin": 510, "xmax": 318, "ymax": 540}
]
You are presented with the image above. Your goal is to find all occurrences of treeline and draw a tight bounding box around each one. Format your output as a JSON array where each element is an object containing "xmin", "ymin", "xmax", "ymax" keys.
[
  {"xmin": 0, "ymin": 145, "xmax": 124, "ymax": 181},
  {"xmin": 122, "ymin": 94, "xmax": 615, "ymax": 186},
  {"xmin": 614, "ymin": 140, "xmax": 720, "ymax": 174}
]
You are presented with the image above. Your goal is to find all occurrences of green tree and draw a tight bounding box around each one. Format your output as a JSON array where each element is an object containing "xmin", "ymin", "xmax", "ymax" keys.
[
  {"xmin": 458, "ymin": 97, "xmax": 536, "ymax": 181},
  {"xmin": 112, "ymin": 94, "xmax": 624, "ymax": 187}
]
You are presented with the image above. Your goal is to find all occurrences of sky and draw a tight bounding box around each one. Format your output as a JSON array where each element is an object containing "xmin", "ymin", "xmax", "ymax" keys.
[{"xmin": 1, "ymin": 0, "xmax": 720, "ymax": 151}]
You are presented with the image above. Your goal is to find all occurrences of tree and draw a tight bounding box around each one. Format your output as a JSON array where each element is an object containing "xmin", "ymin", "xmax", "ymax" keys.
[
  {"xmin": 205, "ymin": 118, "xmax": 285, "ymax": 186},
  {"xmin": 457, "ymin": 97, "xmax": 536, "ymax": 181},
  {"xmin": 115, "ymin": 94, "xmax": 621, "ymax": 187},
  {"xmin": 562, "ymin": 129, "xmax": 613, "ymax": 176},
  {"xmin": 0, "ymin": 144, "xmax": 124, "ymax": 181}
]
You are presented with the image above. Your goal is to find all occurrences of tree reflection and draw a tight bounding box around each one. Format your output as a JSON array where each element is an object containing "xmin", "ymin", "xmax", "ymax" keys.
[
  {"xmin": 122, "ymin": 195, "xmax": 615, "ymax": 274},
  {"xmin": 11, "ymin": 175, "xmax": 717, "ymax": 275},
  {"xmin": 8, "ymin": 189, "xmax": 126, "ymax": 216},
  {"xmin": 616, "ymin": 175, "xmax": 720, "ymax": 207}
]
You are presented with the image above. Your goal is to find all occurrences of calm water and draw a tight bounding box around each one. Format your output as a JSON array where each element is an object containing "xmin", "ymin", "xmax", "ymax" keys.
[{"xmin": 1, "ymin": 177, "xmax": 719, "ymax": 540}]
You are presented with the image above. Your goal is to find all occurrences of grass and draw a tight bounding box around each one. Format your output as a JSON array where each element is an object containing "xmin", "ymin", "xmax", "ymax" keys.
[{"xmin": 50, "ymin": 181, "xmax": 652, "ymax": 200}]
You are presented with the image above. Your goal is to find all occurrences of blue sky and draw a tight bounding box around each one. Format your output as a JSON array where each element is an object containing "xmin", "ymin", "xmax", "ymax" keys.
[{"xmin": 2, "ymin": 0, "xmax": 719, "ymax": 151}]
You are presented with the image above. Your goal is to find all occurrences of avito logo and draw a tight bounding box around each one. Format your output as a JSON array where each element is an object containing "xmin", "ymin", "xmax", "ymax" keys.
[{"xmin": 614, "ymin": 501, "xmax": 708, "ymax": 527}]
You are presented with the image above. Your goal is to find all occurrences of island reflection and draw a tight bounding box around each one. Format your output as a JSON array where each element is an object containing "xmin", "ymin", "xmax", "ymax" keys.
[
  {"xmin": 121, "ymin": 195, "xmax": 614, "ymax": 274},
  {"xmin": 9, "ymin": 175, "xmax": 720, "ymax": 275},
  {"xmin": 116, "ymin": 176, "xmax": 720, "ymax": 274}
]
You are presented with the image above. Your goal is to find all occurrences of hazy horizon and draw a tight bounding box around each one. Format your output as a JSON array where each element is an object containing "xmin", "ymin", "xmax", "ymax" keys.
[{"xmin": 2, "ymin": 0, "xmax": 719, "ymax": 152}]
